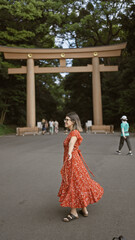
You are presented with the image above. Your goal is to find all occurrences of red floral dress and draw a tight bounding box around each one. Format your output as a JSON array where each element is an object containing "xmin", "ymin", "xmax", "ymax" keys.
[{"xmin": 58, "ymin": 130, "xmax": 104, "ymax": 208}]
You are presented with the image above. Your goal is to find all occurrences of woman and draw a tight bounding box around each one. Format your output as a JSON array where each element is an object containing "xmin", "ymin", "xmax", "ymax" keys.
[
  {"xmin": 116, "ymin": 115, "xmax": 133, "ymax": 155},
  {"xmin": 58, "ymin": 112, "xmax": 104, "ymax": 222}
]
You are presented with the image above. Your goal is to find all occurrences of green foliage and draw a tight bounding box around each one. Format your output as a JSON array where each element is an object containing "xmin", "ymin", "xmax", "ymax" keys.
[
  {"xmin": 0, "ymin": 0, "xmax": 64, "ymax": 126},
  {"xmin": 0, "ymin": 0, "xmax": 58, "ymax": 47},
  {"xmin": 60, "ymin": 0, "xmax": 135, "ymax": 127},
  {"xmin": 0, "ymin": 0, "xmax": 135, "ymax": 128},
  {"xmin": 63, "ymin": 59, "xmax": 93, "ymax": 125},
  {"xmin": 35, "ymin": 73, "xmax": 63, "ymax": 122},
  {"xmin": 0, "ymin": 124, "xmax": 16, "ymax": 135},
  {"xmin": 129, "ymin": 124, "xmax": 135, "ymax": 133},
  {"xmin": 101, "ymin": 2, "xmax": 135, "ymax": 127},
  {"xmin": 57, "ymin": 0, "xmax": 134, "ymax": 47}
]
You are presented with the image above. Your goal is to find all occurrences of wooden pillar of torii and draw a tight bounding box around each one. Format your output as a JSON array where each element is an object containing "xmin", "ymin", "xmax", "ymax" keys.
[{"xmin": 0, "ymin": 43, "xmax": 126, "ymax": 134}]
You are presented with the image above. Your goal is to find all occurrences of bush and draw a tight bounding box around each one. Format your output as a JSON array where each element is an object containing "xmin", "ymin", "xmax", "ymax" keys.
[
  {"xmin": 0, "ymin": 124, "xmax": 16, "ymax": 136},
  {"xmin": 129, "ymin": 124, "xmax": 135, "ymax": 133}
]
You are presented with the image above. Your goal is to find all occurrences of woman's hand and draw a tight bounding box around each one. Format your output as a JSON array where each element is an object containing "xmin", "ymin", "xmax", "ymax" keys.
[{"xmin": 68, "ymin": 152, "xmax": 72, "ymax": 160}]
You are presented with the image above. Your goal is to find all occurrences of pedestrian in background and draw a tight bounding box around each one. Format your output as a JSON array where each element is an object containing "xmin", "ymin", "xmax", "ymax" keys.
[
  {"xmin": 54, "ymin": 120, "xmax": 59, "ymax": 134},
  {"xmin": 116, "ymin": 115, "xmax": 133, "ymax": 155},
  {"xmin": 49, "ymin": 119, "xmax": 54, "ymax": 135},
  {"xmin": 45, "ymin": 120, "xmax": 49, "ymax": 133},
  {"xmin": 41, "ymin": 119, "xmax": 46, "ymax": 135},
  {"xmin": 58, "ymin": 112, "xmax": 104, "ymax": 222}
]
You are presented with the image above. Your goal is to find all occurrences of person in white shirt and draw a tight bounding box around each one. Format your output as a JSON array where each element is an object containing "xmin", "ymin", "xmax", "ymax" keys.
[{"xmin": 49, "ymin": 120, "xmax": 54, "ymax": 135}]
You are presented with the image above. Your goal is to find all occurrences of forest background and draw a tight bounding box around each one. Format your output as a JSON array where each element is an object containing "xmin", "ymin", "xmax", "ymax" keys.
[{"xmin": 0, "ymin": 0, "xmax": 135, "ymax": 131}]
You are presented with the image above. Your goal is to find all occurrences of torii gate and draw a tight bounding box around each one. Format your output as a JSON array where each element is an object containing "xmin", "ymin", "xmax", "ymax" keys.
[{"xmin": 0, "ymin": 43, "xmax": 126, "ymax": 133}]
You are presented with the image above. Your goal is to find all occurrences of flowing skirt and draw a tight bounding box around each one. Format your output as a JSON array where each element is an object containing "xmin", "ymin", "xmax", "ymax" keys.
[{"xmin": 58, "ymin": 152, "xmax": 104, "ymax": 208}]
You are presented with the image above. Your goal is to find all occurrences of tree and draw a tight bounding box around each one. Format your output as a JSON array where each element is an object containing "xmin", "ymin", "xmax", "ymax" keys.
[
  {"xmin": 0, "ymin": 0, "xmax": 64, "ymax": 125},
  {"xmin": 0, "ymin": 0, "xmax": 135, "ymax": 127},
  {"xmin": 102, "ymin": 2, "xmax": 135, "ymax": 127},
  {"xmin": 35, "ymin": 71, "xmax": 65, "ymax": 123},
  {"xmin": 63, "ymin": 59, "xmax": 93, "ymax": 125},
  {"xmin": 57, "ymin": 0, "xmax": 134, "ymax": 47},
  {"xmin": 59, "ymin": 0, "xmax": 135, "ymax": 127}
]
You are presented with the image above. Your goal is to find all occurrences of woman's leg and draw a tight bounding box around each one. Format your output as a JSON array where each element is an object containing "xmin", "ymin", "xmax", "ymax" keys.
[
  {"xmin": 125, "ymin": 136, "xmax": 132, "ymax": 151},
  {"xmin": 63, "ymin": 208, "xmax": 78, "ymax": 222},
  {"xmin": 119, "ymin": 136, "xmax": 124, "ymax": 151},
  {"xmin": 81, "ymin": 207, "xmax": 88, "ymax": 215},
  {"xmin": 70, "ymin": 208, "xmax": 78, "ymax": 217},
  {"xmin": 70, "ymin": 207, "xmax": 88, "ymax": 216}
]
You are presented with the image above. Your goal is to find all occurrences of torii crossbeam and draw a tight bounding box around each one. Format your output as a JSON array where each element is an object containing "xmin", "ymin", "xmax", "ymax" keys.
[{"xmin": 0, "ymin": 43, "xmax": 126, "ymax": 133}]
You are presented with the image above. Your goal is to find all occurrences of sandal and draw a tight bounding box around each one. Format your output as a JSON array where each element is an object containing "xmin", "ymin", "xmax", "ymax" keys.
[
  {"xmin": 79, "ymin": 209, "xmax": 88, "ymax": 217},
  {"xmin": 63, "ymin": 213, "xmax": 79, "ymax": 222}
]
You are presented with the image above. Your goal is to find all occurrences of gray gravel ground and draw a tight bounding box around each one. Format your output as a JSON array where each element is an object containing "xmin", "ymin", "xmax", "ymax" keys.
[{"xmin": 0, "ymin": 132, "xmax": 135, "ymax": 240}]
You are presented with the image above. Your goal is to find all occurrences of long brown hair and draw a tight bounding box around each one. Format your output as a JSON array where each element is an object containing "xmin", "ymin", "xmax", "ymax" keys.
[{"xmin": 66, "ymin": 112, "xmax": 83, "ymax": 132}]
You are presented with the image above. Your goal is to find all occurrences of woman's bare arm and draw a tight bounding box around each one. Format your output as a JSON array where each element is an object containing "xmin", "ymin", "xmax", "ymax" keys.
[
  {"xmin": 68, "ymin": 136, "xmax": 77, "ymax": 160},
  {"xmin": 122, "ymin": 128, "xmax": 126, "ymax": 138}
]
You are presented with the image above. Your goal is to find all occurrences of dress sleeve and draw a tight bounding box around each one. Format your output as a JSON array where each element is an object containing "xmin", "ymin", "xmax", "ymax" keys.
[{"xmin": 70, "ymin": 130, "xmax": 83, "ymax": 145}]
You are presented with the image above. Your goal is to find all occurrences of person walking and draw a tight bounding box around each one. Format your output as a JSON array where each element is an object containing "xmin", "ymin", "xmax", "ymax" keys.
[
  {"xmin": 45, "ymin": 120, "xmax": 48, "ymax": 133},
  {"xmin": 49, "ymin": 119, "xmax": 54, "ymax": 135},
  {"xmin": 116, "ymin": 115, "xmax": 133, "ymax": 155},
  {"xmin": 41, "ymin": 119, "xmax": 46, "ymax": 135},
  {"xmin": 58, "ymin": 112, "xmax": 104, "ymax": 222},
  {"xmin": 54, "ymin": 120, "xmax": 59, "ymax": 134}
]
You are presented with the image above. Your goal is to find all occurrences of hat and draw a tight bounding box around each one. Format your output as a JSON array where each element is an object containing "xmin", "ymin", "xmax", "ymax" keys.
[{"xmin": 121, "ymin": 115, "xmax": 128, "ymax": 120}]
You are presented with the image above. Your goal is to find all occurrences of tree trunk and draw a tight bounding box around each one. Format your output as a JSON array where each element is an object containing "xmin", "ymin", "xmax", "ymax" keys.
[{"xmin": 0, "ymin": 110, "xmax": 7, "ymax": 124}]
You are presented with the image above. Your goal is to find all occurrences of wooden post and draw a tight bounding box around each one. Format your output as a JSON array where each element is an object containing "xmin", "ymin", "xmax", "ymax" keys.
[
  {"xmin": 92, "ymin": 56, "xmax": 103, "ymax": 125},
  {"xmin": 27, "ymin": 57, "xmax": 36, "ymax": 127}
]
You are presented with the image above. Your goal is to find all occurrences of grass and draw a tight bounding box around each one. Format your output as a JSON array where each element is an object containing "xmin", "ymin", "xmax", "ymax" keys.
[{"xmin": 0, "ymin": 124, "xmax": 16, "ymax": 136}]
